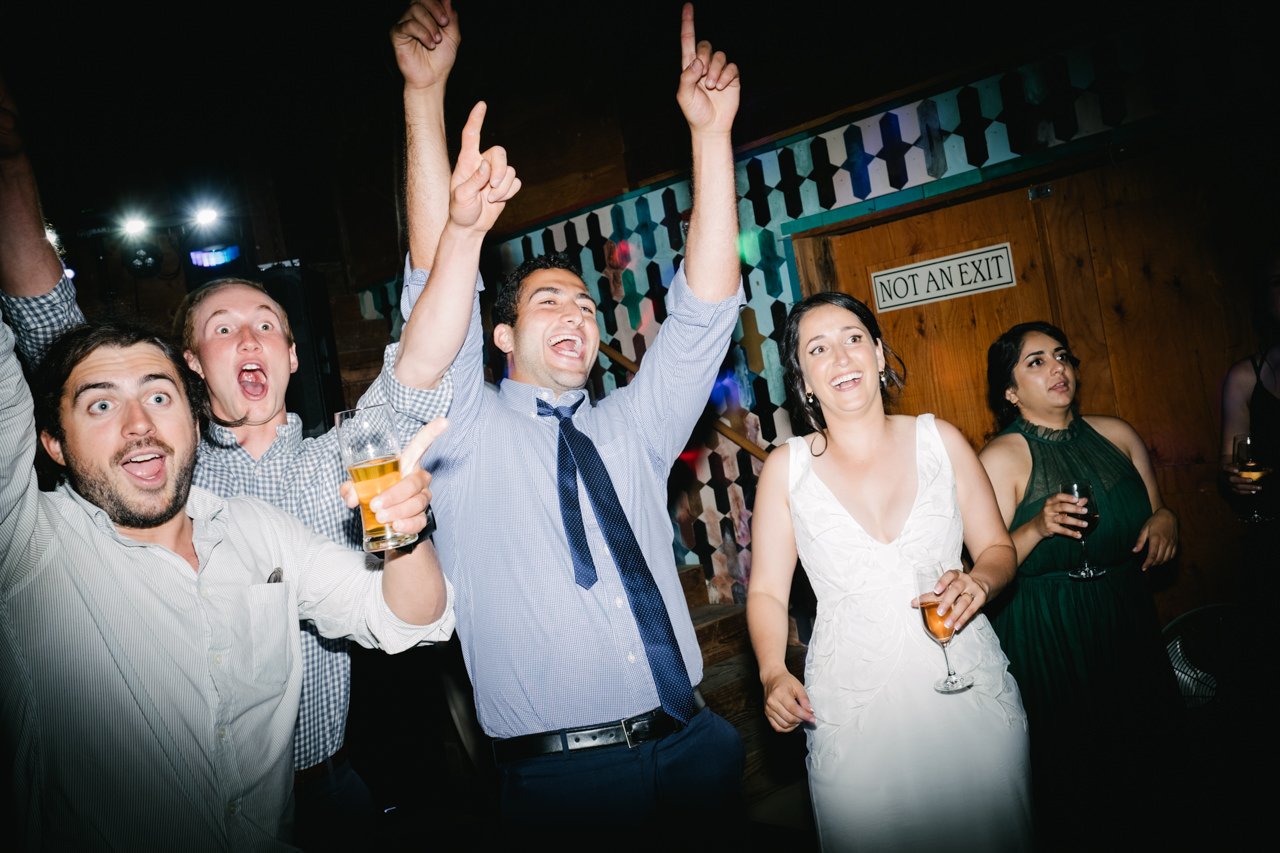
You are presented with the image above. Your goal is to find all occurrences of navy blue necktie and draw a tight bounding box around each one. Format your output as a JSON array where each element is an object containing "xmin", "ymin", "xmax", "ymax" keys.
[{"xmin": 538, "ymin": 397, "xmax": 697, "ymax": 723}]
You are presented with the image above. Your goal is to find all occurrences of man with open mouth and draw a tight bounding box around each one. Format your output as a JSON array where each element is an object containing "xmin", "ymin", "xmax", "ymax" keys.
[{"xmin": 0, "ymin": 6, "xmax": 475, "ymax": 847}]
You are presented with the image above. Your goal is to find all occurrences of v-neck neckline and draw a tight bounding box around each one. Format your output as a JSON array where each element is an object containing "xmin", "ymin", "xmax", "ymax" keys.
[{"xmin": 802, "ymin": 417, "xmax": 923, "ymax": 547}]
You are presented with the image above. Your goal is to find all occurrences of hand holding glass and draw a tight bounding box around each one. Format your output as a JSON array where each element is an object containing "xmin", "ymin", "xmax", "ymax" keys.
[
  {"xmin": 1232, "ymin": 434, "xmax": 1273, "ymax": 524},
  {"xmin": 1060, "ymin": 480, "xmax": 1103, "ymax": 580},
  {"xmin": 335, "ymin": 404, "xmax": 418, "ymax": 553},
  {"xmin": 915, "ymin": 561, "xmax": 974, "ymax": 694}
]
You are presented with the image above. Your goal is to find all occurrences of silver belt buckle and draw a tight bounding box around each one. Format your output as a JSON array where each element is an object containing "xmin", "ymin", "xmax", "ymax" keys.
[{"xmin": 621, "ymin": 714, "xmax": 647, "ymax": 748}]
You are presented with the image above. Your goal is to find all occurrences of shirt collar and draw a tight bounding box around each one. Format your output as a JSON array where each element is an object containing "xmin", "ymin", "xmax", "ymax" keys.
[
  {"xmin": 498, "ymin": 378, "xmax": 590, "ymax": 417},
  {"xmin": 204, "ymin": 412, "xmax": 304, "ymax": 450},
  {"xmin": 57, "ymin": 482, "xmax": 228, "ymax": 546}
]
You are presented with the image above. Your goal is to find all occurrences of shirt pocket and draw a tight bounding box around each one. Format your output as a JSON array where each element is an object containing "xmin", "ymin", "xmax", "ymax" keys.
[{"xmin": 246, "ymin": 583, "xmax": 294, "ymax": 687}]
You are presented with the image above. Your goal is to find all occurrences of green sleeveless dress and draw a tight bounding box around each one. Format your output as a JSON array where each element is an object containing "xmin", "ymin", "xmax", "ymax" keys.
[{"xmin": 986, "ymin": 417, "xmax": 1183, "ymax": 845}]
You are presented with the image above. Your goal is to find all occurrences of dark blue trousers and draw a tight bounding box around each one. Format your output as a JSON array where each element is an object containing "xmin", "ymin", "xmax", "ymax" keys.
[{"xmin": 495, "ymin": 708, "xmax": 745, "ymax": 846}]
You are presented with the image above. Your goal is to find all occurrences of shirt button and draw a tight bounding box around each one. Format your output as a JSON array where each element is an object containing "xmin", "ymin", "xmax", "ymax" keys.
[
  {"xmin": 614, "ymin": 596, "xmax": 624, "ymax": 609},
  {"xmin": 200, "ymin": 588, "xmax": 211, "ymax": 599},
  {"xmin": 213, "ymin": 654, "xmax": 223, "ymax": 666},
  {"xmin": 226, "ymin": 801, "xmax": 239, "ymax": 816},
  {"xmin": 627, "ymin": 653, "xmax": 637, "ymax": 664},
  {"xmin": 217, "ymin": 727, "xmax": 227, "ymax": 740}
]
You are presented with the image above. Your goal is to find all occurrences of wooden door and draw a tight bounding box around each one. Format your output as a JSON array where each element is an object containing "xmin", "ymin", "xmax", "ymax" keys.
[{"xmin": 791, "ymin": 147, "xmax": 1266, "ymax": 624}]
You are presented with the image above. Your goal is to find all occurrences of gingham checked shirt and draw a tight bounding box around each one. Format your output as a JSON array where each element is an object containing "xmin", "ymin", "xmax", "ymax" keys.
[
  {"xmin": 0, "ymin": 317, "xmax": 456, "ymax": 850},
  {"xmin": 1, "ymin": 275, "xmax": 453, "ymax": 770}
]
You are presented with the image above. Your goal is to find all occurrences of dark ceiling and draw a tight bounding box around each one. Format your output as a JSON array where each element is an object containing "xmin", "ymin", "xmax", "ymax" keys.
[{"xmin": 0, "ymin": 1, "xmax": 1251, "ymax": 249}]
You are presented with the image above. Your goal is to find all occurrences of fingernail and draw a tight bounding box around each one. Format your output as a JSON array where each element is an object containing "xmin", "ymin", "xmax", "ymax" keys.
[{"xmin": 370, "ymin": 498, "xmax": 382, "ymax": 512}]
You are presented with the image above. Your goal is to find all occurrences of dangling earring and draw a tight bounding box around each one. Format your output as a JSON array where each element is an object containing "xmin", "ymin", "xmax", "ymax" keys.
[
  {"xmin": 805, "ymin": 392, "xmax": 816, "ymax": 406},
  {"xmin": 879, "ymin": 369, "xmax": 887, "ymax": 389}
]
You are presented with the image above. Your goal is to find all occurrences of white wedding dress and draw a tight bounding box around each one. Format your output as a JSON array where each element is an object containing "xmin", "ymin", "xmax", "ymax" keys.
[{"xmin": 786, "ymin": 415, "xmax": 1033, "ymax": 852}]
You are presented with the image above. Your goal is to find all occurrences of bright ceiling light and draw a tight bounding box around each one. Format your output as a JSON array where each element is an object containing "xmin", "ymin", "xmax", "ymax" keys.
[
  {"xmin": 194, "ymin": 207, "xmax": 219, "ymax": 226},
  {"xmin": 122, "ymin": 217, "xmax": 148, "ymax": 237}
]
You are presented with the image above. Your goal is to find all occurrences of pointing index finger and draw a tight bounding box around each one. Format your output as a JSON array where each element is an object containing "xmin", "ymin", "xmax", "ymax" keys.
[
  {"xmin": 679, "ymin": 2, "xmax": 696, "ymax": 69},
  {"xmin": 460, "ymin": 101, "xmax": 486, "ymax": 155}
]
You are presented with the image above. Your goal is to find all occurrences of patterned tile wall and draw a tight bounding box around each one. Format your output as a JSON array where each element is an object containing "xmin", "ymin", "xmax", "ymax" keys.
[{"xmin": 488, "ymin": 34, "xmax": 1154, "ymax": 604}]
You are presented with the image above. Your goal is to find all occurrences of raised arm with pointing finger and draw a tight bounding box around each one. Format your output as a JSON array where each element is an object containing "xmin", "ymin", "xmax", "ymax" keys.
[
  {"xmin": 676, "ymin": 0, "xmax": 741, "ymax": 302},
  {"xmin": 394, "ymin": 4, "xmax": 749, "ymax": 843}
]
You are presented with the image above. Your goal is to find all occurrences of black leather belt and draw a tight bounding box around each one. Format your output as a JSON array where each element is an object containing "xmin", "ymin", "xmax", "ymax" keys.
[{"xmin": 492, "ymin": 690, "xmax": 706, "ymax": 763}]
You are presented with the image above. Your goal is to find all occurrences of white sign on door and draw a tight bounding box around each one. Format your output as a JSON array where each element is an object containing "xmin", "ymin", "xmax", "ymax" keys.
[{"xmin": 871, "ymin": 242, "xmax": 1016, "ymax": 312}]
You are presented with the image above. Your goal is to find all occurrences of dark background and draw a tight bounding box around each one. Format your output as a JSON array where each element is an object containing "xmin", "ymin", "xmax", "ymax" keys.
[
  {"xmin": 1, "ymin": 0, "xmax": 1266, "ymax": 842},
  {"xmin": 1, "ymin": 0, "xmax": 1142, "ymax": 261}
]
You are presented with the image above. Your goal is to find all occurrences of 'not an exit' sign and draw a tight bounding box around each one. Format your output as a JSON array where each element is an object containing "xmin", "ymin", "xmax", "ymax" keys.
[{"xmin": 871, "ymin": 243, "xmax": 1016, "ymax": 312}]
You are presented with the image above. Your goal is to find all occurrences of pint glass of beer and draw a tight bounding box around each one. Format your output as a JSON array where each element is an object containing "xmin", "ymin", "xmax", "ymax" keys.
[{"xmin": 334, "ymin": 404, "xmax": 418, "ymax": 553}]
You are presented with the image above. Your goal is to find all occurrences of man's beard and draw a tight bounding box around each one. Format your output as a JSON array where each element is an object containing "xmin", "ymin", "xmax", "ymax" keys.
[{"xmin": 64, "ymin": 439, "xmax": 197, "ymax": 529}]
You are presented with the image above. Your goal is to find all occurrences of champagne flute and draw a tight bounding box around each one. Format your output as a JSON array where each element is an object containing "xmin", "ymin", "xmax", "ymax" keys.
[
  {"xmin": 1060, "ymin": 480, "xmax": 1104, "ymax": 580},
  {"xmin": 914, "ymin": 561, "xmax": 974, "ymax": 694},
  {"xmin": 1233, "ymin": 434, "xmax": 1274, "ymax": 524}
]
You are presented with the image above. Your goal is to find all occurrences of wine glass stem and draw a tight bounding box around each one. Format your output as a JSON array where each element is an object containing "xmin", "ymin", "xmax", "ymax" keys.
[{"xmin": 941, "ymin": 643, "xmax": 956, "ymax": 678}]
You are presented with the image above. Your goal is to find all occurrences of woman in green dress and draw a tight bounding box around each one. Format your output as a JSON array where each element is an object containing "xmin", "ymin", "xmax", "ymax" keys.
[{"xmin": 977, "ymin": 321, "xmax": 1184, "ymax": 852}]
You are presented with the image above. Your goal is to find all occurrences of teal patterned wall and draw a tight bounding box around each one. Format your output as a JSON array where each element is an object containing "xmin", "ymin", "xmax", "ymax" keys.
[{"xmin": 479, "ymin": 32, "xmax": 1159, "ymax": 603}]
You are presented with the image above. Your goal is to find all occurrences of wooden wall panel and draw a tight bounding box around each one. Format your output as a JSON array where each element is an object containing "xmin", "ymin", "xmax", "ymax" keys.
[
  {"xmin": 791, "ymin": 150, "xmax": 1263, "ymax": 625},
  {"xmin": 1031, "ymin": 171, "xmax": 1118, "ymax": 414},
  {"xmin": 806, "ymin": 186, "xmax": 1058, "ymax": 449}
]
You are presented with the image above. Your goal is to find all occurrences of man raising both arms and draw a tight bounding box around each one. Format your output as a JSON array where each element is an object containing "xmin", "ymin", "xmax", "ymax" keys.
[{"xmin": 396, "ymin": 3, "xmax": 747, "ymax": 843}]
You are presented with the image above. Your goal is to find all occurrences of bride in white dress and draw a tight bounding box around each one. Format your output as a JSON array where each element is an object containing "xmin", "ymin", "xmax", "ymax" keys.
[{"xmin": 746, "ymin": 292, "xmax": 1032, "ymax": 852}]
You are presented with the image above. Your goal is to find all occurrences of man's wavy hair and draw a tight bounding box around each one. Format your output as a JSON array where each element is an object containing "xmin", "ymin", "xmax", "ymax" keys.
[{"xmin": 492, "ymin": 252, "xmax": 584, "ymax": 328}]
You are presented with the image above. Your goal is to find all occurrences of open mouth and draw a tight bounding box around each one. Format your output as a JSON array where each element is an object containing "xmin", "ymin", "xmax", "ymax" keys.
[
  {"xmin": 548, "ymin": 334, "xmax": 583, "ymax": 360},
  {"xmin": 830, "ymin": 371, "xmax": 863, "ymax": 390},
  {"xmin": 118, "ymin": 447, "xmax": 168, "ymax": 486},
  {"xmin": 238, "ymin": 361, "xmax": 268, "ymax": 400}
]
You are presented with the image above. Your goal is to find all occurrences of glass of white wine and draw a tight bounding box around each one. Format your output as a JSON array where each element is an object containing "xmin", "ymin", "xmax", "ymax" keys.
[
  {"xmin": 914, "ymin": 560, "xmax": 974, "ymax": 694},
  {"xmin": 1233, "ymin": 434, "xmax": 1273, "ymax": 524}
]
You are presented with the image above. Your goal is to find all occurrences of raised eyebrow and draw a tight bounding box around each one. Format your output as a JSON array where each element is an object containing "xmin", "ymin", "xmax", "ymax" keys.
[
  {"xmin": 525, "ymin": 286, "xmax": 598, "ymax": 309},
  {"xmin": 71, "ymin": 380, "xmax": 118, "ymax": 405},
  {"xmin": 204, "ymin": 304, "xmax": 283, "ymax": 327},
  {"xmin": 524, "ymin": 285, "xmax": 560, "ymax": 302},
  {"xmin": 70, "ymin": 373, "xmax": 178, "ymax": 405},
  {"xmin": 805, "ymin": 325, "xmax": 860, "ymax": 349},
  {"xmin": 141, "ymin": 373, "xmax": 181, "ymax": 394}
]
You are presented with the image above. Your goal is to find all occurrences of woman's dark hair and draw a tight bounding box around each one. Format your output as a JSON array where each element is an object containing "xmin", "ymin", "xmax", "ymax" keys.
[
  {"xmin": 781, "ymin": 290, "xmax": 906, "ymax": 439},
  {"xmin": 492, "ymin": 252, "xmax": 584, "ymax": 328},
  {"xmin": 33, "ymin": 322, "xmax": 208, "ymax": 483},
  {"xmin": 985, "ymin": 320, "xmax": 1080, "ymax": 431}
]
